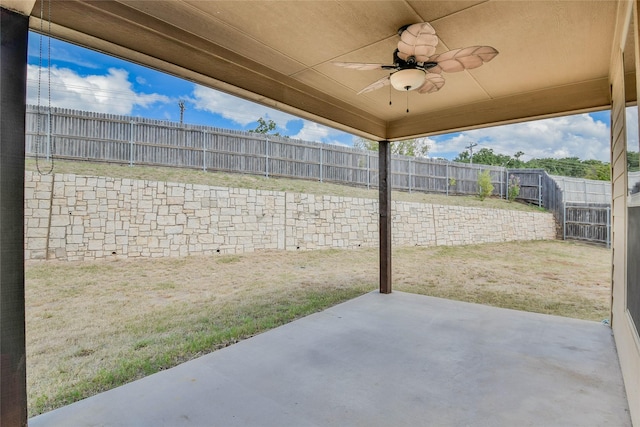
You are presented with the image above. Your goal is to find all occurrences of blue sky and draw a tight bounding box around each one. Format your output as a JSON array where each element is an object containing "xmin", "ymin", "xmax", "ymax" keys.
[{"xmin": 26, "ymin": 32, "xmax": 626, "ymax": 162}]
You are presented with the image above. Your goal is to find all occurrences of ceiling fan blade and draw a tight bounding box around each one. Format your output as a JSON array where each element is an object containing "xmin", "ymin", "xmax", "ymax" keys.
[
  {"xmin": 397, "ymin": 22, "xmax": 439, "ymax": 63},
  {"xmin": 428, "ymin": 46, "xmax": 499, "ymax": 73},
  {"xmin": 417, "ymin": 73, "xmax": 445, "ymax": 94},
  {"xmin": 357, "ymin": 75, "xmax": 391, "ymax": 94},
  {"xmin": 333, "ymin": 62, "xmax": 388, "ymax": 71}
]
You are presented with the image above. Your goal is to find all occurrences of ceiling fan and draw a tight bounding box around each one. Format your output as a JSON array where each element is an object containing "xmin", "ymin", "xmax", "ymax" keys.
[{"xmin": 333, "ymin": 22, "xmax": 498, "ymax": 97}]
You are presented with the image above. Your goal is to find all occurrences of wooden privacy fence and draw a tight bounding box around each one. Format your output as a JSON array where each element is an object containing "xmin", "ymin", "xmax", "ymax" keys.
[
  {"xmin": 564, "ymin": 203, "xmax": 611, "ymax": 247},
  {"xmin": 507, "ymin": 169, "xmax": 613, "ymax": 245},
  {"xmin": 551, "ymin": 175, "xmax": 612, "ymax": 204},
  {"xmin": 508, "ymin": 169, "xmax": 545, "ymax": 206},
  {"xmin": 25, "ymin": 106, "xmax": 507, "ymax": 197}
]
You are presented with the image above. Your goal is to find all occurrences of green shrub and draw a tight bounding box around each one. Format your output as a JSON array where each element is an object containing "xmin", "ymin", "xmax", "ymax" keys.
[
  {"xmin": 477, "ymin": 170, "xmax": 494, "ymax": 201},
  {"xmin": 508, "ymin": 174, "xmax": 521, "ymax": 202}
]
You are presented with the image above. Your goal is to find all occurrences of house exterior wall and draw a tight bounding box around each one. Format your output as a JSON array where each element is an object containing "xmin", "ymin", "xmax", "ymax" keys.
[
  {"xmin": 610, "ymin": 2, "xmax": 640, "ymax": 425},
  {"xmin": 23, "ymin": 171, "xmax": 556, "ymax": 261}
]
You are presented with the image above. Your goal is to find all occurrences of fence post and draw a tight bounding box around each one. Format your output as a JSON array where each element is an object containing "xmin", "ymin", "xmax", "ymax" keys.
[
  {"xmin": 538, "ymin": 174, "xmax": 542, "ymax": 207},
  {"xmin": 202, "ymin": 129, "xmax": 207, "ymax": 172},
  {"xmin": 408, "ymin": 158, "xmax": 412, "ymax": 193},
  {"xmin": 319, "ymin": 144, "xmax": 323, "ymax": 182},
  {"xmin": 606, "ymin": 205, "xmax": 611, "ymax": 248},
  {"xmin": 366, "ymin": 151, "xmax": 370, "ymax": 190},
  {"xmin": 506, "ymin": 169, "xmax": 510, "ymax": 199},
  {"xmin": 46, "ymin": 108, "xmax": 51, "ymax": 160},
  {"xmin": 563, "ymin": 204, "xmax": 567, "ymax": 240},
  {"xmin": 265, "ymin": 136, "xmax": 269, "ymax": 178},
  {"xmin": 446, "ymin": 163, "xmax": 449, "ymax": 196},
  {"xmin": 129, "ymin": 120, "xmax": 135, "ymax": 167},
  {"xmin": 583, "ymin": 180, "xmax": 588, "ymax": 203},
  {"xmin": 504, "ymin": 170, "xmax": 508, "ymax": 200}
]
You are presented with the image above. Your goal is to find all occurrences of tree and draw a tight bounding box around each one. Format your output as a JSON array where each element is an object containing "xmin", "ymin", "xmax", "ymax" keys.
[
  {"xmin": 583, "ymin": 159, "xmax": 611, "ymax": 181},
  {"xmin": 628, "ymin": 151, "xmax": 639, "ymax": 172},
  {"xmin": 526, "ymin": 157, "xmax": 580, "ymax": 176},
  {"xmin": 453, "ymin": 148, "xmax": 511, "ymax": 166},
  {"xmin": 354, "ymin": 137, "xmax": 431, "ymax": 157},
  {"xmin": 512, "ymin": 151, "xmax": 526, "ymax": 168},
  {"xmin": 249, "ymin": 117, "xmax": 281, "ymax": 136},
  {"xmin": 476, "ymin": 148, "xmax": 511, "ymax": 166},
  {"xmin": 453, "ymin": 147, "xmax": 613, "ymax": 181},
  {"xmin": 454, "ymin": 151, "xmax": 471, "ymax": 163}
]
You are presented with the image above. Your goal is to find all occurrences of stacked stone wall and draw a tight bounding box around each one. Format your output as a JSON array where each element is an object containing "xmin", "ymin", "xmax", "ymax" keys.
[{"xmin": 24, "ymin": 171, "xmax": 556, "ymax": 261}]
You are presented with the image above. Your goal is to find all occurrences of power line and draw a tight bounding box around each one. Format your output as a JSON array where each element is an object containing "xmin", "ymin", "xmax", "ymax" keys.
[{"xmin": 25, "ymin": 78, "xmax": 168, "ymax": 103}]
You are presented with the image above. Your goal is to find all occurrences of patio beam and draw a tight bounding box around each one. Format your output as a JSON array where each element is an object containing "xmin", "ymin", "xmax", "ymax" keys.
[
  {"xmin": 379, "ymin": 140, "xmax": 392, "ymax": 294},
  {"xmin": 0, "ymin": 7, "xmax": 28, "ymax": 426}
]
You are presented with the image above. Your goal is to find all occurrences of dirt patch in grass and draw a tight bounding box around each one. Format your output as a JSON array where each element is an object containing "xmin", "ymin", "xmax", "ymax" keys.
[{"xmin": 25, "ymin": 240, "xmax": 609, "ymax": 416}]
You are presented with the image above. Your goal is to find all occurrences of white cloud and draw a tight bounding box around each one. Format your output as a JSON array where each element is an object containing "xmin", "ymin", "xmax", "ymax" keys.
[
  {"xmin": 291, "ymin": 120, "xmax": 359, "ymax": 146},
  {"xmin": 291, "ymin": 121, "xmax": 330, "ymax": 142},
  {"xmin": 26, "ymin": 65, "xmax": 169, "ymax": 114},
  {"xmin": 192, "ymin": 85, "xmax": 354, "ymax": 145},
  {"xmin": 430, "ymin": 113, "xmax": 611, "ymax": 161},
  {"xmin": 191, "ymin": 85, "xmax": 294, "ymax": 127}
]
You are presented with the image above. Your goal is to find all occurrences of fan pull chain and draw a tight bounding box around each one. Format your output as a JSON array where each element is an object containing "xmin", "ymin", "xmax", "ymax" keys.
[
  {"xmin": 389, "ymin": 83, "xmax": 392, "ymax": 106},
  {"xmin": 36, "ymin": 0, "xmax": 54, "ymax": 176},
  {"xmin": 406, "ymin": 91, "xmax": 410, "ymax": 113}
]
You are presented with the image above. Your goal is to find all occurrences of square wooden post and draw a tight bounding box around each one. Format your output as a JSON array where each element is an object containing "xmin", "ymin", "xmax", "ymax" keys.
[
  {"xmin": 1, "ymin": 7, "xmax": 29, "ymax": 426},
  {"xmin": 379, "ymin": 140, "xmax": 392, "ymax": 294}
]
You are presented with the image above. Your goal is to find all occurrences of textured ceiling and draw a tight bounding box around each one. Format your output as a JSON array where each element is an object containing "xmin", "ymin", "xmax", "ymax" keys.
[{"xmin": 26, "ymin": 0, "xmax": 621, "ymax": 141}]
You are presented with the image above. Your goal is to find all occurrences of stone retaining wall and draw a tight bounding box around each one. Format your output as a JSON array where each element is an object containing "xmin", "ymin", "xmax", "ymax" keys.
[{"xmin": 24, "ymin": 171, "xmax": 556, "ymax": 261}]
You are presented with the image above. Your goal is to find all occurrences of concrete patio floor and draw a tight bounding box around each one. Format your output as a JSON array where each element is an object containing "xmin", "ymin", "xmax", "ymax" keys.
[{"xmin": 30, "ymin": 291, "xmax": 631, "ymax": 426}]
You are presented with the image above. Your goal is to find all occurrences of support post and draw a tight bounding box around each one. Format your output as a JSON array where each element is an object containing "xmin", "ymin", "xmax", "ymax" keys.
[
  {"xmin": 379, "ymin": 140, "xmax": 392, "ymax": 294},
  {"xmin": 1, "ymin": 7, "xmax": 29, "ymax": 426}
]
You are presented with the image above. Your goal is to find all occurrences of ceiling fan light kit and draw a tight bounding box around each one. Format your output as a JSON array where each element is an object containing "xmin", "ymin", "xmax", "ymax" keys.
[
  {"xmin": 389, "ymin": 68, "xmax": 426, "ymax": 91},
  {"xmin": 334, "ymin": 21, "xmax": 498, "ymax": 108}
]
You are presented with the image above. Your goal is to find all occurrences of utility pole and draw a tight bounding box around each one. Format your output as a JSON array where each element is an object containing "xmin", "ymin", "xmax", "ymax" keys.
[
  {"xmin": 466, "ymin": 142, "xmax": 478, "ymax": 164},
  {"xmin": 178, "ymin": 100, "xmax": 186, "ymax": 126}
]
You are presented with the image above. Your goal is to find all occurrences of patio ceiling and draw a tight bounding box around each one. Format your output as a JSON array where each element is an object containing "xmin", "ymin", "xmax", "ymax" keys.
[{"xmin": 26, "ymin": 1, "xmax": 626, "ymax": 141}]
